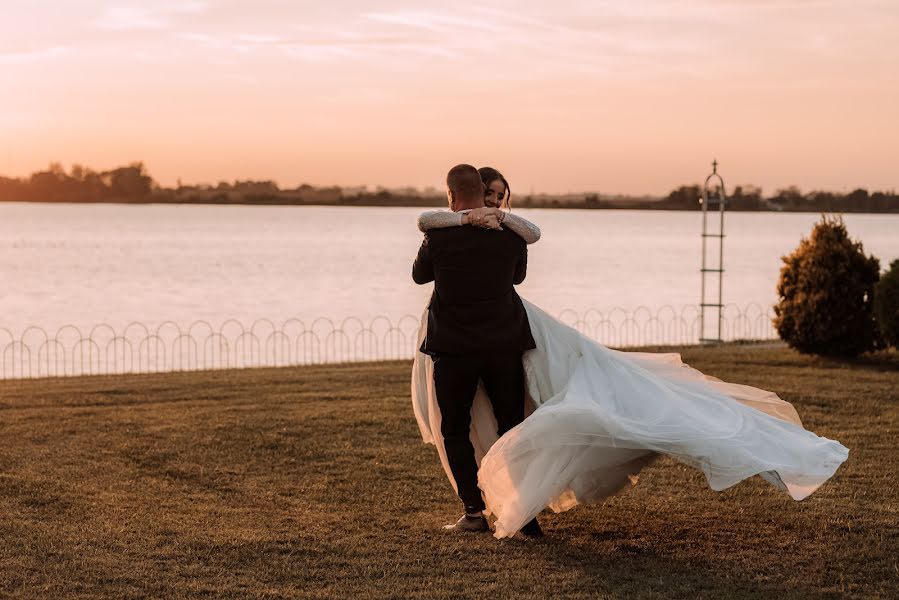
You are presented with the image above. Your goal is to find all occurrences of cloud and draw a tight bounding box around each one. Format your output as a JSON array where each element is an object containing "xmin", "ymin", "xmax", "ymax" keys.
[
  {"xmin": 234, "ymin": 33, "xmax": 283, "ymax": 44},
  {"xmin": 363, "ymin": 9, "xmax": 508, "ymax": 34},
  {"xmin": 176, "ymin": 32, "xmax": 218, "ymax": 45},
  {"xmin": 96, "ymin": 6, "xmax": 167, "ymax": 30},
  {"xmin": 0, "ymin": 45, "xmax": 72, "ymax": 65},
  {"xmin": 13, "ymin": 0, "xmax": 890, "ymax": 85},
  {"xmin": 95, "ymin": 2, "xmax": 209, "ymax": 31}
]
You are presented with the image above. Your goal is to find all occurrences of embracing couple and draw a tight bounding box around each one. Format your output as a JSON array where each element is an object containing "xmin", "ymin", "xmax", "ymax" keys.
[
  {"xmin": 411, "ymin": 163, "xmax": 849, "ymax": 539},
  {"xmin": 412, "ymin": 163, "xmax": 542, "ymax": 535}
]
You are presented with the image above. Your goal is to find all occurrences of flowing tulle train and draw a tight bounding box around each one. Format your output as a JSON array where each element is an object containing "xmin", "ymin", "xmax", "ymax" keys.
[{"xmin": 411, "ymin": 299, "xmax": 849, "ymax": 538}]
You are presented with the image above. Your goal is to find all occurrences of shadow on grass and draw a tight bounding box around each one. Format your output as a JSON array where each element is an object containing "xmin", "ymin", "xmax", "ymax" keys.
[
  {"xmin": 811, "ymin": 350, "xmax": 899, "ymax": 373},
  {"xmin": 535, "ymin": 535, "xmax": 810, "ymax": 599},
  {"xmin": 727, "ymin": 348, "xmax": 899, "ymax": 374},
  {"xmin": 404, "ymin": 516, "xmax": 821, "ymax": 600}
]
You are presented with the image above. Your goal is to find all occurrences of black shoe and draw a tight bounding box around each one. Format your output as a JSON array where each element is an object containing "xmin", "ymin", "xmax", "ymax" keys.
[
  {"xmin": 520, "ymin": 518, "xmax": 544, "ymax": 538},
  {"xmin": 442, "ymin": 514, "xmax": 490, "ymax": 533}
]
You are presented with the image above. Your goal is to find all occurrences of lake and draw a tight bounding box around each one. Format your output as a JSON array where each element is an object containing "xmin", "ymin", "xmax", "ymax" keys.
[{"xmin": 2, "ymin": 203, "xmax": 897, "ymax": 344}]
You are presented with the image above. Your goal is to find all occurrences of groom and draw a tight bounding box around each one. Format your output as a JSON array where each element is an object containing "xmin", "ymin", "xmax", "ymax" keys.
[{"xmin": 412, "ymin": 164, "xmax": 541, "ymax": 536}]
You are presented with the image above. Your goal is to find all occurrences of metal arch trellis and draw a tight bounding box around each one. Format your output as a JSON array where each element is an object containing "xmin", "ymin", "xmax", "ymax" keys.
[
  {"xmin": 0, "ymin": 304, "xmax": 779, "ymax": 380},
  {"xmin": 700, "ymin": 159, "xmax": 727, "ymax": 343}
]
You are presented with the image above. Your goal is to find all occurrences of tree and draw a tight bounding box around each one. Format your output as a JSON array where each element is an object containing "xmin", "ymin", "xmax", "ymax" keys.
[
  {"xmin": 847, "ymin": 188, "xmax": 870, "ymax": 211},
  {"xmin": 662, "ymin": 185, "xmax": 701, "ymax": 209},
  {"xmin": 731, "ymin": 185, "xmax": 763, "ymax": 210},
  {"xmin": 29, "ymin": 163, "xmax": 72, "ymax": 202},
  {"xmin": 584, "ymin": 194, "xmax": 601, "ymax": 208},
  {"xmin": 773, "ymin": 214, "xmax": 882, "ymax": 357},
  {"xmin": 70, "ymin": 164, "xmax": 86, "ymax": 182},
  {"xmin": 103, "ymin": 162, "xmax": 153, "ymax": 200},
  {"xmin": 770, "ymin": 186, "xmax": 803, "ymax": 210},
  {"xmin": 874, "ymin": 259, "xmax": 899, "ymax": 349}
]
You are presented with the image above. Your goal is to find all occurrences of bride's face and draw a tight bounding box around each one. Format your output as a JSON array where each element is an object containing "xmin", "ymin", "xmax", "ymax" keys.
[{"xmin": 484, "ymin": 180, "xmax": 506, "ymax": 208}]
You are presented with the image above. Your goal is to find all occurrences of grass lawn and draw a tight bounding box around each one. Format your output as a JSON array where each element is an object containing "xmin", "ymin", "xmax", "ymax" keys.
[{"xmin": 1, "ymin": 344, "xmax": 897, "ymax": 599}]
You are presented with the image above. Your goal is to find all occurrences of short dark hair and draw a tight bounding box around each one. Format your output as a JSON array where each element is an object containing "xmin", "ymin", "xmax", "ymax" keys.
[{"xmin": 446, "ymin": 164, "xmax": 482, "ymax": 199}]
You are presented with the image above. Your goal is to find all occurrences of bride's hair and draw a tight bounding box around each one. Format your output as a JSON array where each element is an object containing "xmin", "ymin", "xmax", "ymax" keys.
[{"xmin": 478, "ymin": 167, "xmax": 511, "ymax": 210}]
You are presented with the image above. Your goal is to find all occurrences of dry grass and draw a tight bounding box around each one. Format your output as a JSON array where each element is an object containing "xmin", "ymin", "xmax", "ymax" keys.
[{"xmin": 0, "ymin": 345, "xmax": 897, "ymax": 599}]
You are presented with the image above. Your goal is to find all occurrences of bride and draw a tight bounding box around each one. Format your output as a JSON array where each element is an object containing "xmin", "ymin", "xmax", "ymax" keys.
[{"xmin": 411, "ymin": 167, "xmax": 849, "ymax": 539}]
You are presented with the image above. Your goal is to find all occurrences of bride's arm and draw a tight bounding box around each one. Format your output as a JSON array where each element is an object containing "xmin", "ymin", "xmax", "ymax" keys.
[
  {"xmin": 496, "ymin": 211, "xmax": 541, "ymax": 244},
  {"xmin": 417, "ymin": 208, "xmax": 541, "ymax": 244},
  {"xmin": 417, "ymin": 210, "xmax": 463, "ymax": 232}
]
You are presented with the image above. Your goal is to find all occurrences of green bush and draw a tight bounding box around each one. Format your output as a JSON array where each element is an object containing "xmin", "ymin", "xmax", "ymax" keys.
[
  {"xmin": 774, "ymin": 214, "xmax": 881, "ymax": 357},
  {"xmin": 874, "ymin": 259, "xmax": 899, "ymax": 349}
]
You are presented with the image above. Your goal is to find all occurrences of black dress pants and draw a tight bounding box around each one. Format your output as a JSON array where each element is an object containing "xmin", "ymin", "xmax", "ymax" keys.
[{"xmin": 432, "ymin": 351, "xmax": 526, "ymax": 514}]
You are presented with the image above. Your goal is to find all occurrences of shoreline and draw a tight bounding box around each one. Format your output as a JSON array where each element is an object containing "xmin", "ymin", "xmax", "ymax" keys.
[{"xmin": 4, "ymin": 199, "xmax": 899, "ymax": 214}]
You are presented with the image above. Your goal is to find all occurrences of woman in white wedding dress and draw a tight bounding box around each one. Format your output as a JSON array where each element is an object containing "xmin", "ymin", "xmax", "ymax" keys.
[{"xmin": 411, "ymin": 168, "xmax": 849, "ymax": 539}]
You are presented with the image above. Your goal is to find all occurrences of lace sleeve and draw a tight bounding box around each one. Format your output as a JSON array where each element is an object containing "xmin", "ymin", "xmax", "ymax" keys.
[
  {"xmin": 418, "ymin": 210, "xmax": 463, "ymax": 233},
  {"xmin": 501, "ymin": 213, "xmax": 542, "ymax": 244}
]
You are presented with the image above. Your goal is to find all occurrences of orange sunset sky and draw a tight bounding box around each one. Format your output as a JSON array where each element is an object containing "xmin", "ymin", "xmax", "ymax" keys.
[{"xmin": 2, "ymin": 0, "xmax": 897, "ymax": 195}]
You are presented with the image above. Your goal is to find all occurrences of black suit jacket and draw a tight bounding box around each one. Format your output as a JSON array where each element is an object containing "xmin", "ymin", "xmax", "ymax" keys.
[{"xmin": 412, "ymin": 225, "xmax": 537, "ymax": 355}]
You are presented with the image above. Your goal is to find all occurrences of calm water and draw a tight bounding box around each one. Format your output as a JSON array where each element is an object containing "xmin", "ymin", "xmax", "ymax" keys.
[{"xmin": 2, "ymin": 203, "xmax": 897, "ymax": 334}]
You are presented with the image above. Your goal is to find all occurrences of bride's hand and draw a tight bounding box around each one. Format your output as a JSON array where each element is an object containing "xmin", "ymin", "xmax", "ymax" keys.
[
  {"xmin": 466, "ymin": 207, "xmax": 503, "ymax": 229},
  {"xmin": 480, "ymin": 214, "xmax": 502, "ymax": 229},
  {"xmin": 467, "ymin": 207, "xmax": 499, "ymax": 224}
]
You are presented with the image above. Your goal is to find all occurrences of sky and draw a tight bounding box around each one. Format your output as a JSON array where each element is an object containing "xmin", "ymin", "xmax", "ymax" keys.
[{"xmin": 2, "ymin": 0, "xmax": 897, "ymax": 195}]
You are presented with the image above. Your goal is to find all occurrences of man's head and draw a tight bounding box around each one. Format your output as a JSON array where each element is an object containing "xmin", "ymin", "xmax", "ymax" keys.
[{"xmin": 446, "ymin": 164, "xmax": 485, "ymax": 212}]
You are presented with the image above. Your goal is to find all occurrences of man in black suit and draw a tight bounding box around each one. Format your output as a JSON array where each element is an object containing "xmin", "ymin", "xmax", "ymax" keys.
[{"xmin": 412, "ymin": 164, "xmax": 541, "ymax": 536}]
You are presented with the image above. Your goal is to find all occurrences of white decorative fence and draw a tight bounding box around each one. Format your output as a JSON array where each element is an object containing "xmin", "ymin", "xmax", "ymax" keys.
[{"xmin": 0, "ymin": 303, "xmax": 777, "ymax": 380}]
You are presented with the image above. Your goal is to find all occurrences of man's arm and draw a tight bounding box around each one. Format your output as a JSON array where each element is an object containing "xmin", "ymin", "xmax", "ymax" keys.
[
  {"xmin": 513, "ymin": 242, "xmax": 528, "ymax": 285},
  {"xmin": 412, "ymin": 235, "xmax": 434, "ymax": 284}
]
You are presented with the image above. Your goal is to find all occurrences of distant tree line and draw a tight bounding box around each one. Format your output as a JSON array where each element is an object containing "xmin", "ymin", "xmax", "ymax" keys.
[
  {"xmin": 649, "ymin": 184, "xmax": 899, "ymax": 213},
  {"xmin": 2, "ymin": 162, "xmax": 897, "ymax": 213},
  {"xmin": 0, "ymin": 162, "xmax": 155, "ymax": 203}
]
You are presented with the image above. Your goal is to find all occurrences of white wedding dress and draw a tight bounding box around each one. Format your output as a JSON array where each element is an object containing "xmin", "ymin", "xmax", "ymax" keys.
[{"xmin": 411, "ymin": 212, "xmax": 849, "ymax": 539}]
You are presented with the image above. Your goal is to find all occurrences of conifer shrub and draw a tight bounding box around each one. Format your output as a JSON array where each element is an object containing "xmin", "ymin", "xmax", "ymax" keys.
[
  {"xmin": 874, "ymin": 259, "xmax": 899, "ymax": 349},
  {"xmin": 774, "ymin": 215, "xmax": 881, "ymax": 356}
]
